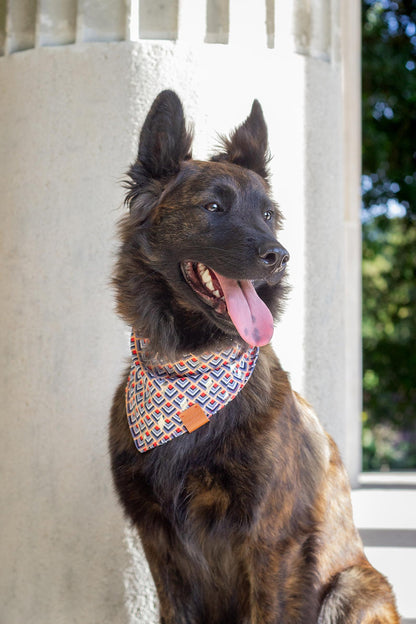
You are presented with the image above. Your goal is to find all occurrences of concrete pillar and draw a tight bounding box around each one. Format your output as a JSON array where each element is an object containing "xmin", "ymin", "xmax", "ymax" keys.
[
  {"xmin": 273, "ymin": 0, "xmax": 362, "ymax": 482},
  {"xmin": 0, "ymin": 1, "xmax": 361, "ymax": 622}
]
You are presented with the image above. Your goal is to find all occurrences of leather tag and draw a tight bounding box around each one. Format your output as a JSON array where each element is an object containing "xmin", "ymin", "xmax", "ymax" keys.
[{"xmin": 181, "ymin": 404, "xmax": 209, "ymax": 433}]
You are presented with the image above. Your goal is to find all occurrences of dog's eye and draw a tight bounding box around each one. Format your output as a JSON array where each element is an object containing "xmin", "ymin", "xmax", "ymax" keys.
[
  {"xmin": 263, "ymin": 209, "xmax": 273, "ymax": 221},
  {"xmin": 204, "ymin": 202, "xmax": 223, "ymax": 213}
]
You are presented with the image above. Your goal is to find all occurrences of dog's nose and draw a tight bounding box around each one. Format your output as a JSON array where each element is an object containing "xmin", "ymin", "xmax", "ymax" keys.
[{"xmin": 257, "ymin": 242, "xmax": 290, "ymax": 271}]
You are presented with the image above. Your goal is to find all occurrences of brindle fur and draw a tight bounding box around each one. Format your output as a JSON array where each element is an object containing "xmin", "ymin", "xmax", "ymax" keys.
[{"xmin": 109, "ymin": 90, "xmax": 399, "ymax": 623}]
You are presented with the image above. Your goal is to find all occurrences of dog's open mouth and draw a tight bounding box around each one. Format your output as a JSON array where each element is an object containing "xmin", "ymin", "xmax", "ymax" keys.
[
  {"xmin": 181, "ymin": 262, "xmax": 227, "ymax": 313},
  {"xmin": 181, "ymin": 261, "xmax": 274, "ymax": 347}
]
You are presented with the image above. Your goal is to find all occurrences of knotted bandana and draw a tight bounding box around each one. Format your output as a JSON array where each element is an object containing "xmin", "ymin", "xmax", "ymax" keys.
[{"xmin": 126, "ymin": 332, "xmax": 259, "ymax": 453}]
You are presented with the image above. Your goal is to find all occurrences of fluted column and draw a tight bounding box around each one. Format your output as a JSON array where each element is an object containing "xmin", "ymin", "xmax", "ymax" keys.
[{"xmin": 36, "ymin": 0, "xmax": 77, "ymax": 46}]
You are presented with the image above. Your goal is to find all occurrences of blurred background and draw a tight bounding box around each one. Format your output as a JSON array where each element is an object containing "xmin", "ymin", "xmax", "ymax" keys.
[{"xmin": 361, "ymin": 0, "xmax": 416, "ymax": 472}]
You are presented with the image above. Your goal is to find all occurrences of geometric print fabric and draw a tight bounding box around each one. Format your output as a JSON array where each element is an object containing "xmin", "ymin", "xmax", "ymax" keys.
[{"xmin": 125, "ymin": 331, "xmax": 259, "ymax": 453}]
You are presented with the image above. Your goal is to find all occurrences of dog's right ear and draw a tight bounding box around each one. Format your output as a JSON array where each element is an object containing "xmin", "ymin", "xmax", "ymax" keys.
[
  {"xmin": 138, "ymin": 90, "xmax": 193, "ymax": 178},
  {"xmin": 125, "ymin": 90, "xmax": 193, "ymax": 219}
]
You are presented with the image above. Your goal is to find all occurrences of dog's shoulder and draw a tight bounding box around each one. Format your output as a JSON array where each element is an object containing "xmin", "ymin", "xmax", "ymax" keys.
[{"xmin": 293, "ymin": 391, "xmax": 330, "ymax": 450}]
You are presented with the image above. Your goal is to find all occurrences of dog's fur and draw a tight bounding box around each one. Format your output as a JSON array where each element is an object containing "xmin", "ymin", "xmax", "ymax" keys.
[{"xmin": 110, "ymin": 90, "xmax": 399, "ymax": 623}]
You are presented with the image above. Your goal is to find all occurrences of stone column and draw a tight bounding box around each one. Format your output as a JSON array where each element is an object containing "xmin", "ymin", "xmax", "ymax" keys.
[{"xmin": 0, "ymin": 1, "xmax": 361, "ymax": 622}]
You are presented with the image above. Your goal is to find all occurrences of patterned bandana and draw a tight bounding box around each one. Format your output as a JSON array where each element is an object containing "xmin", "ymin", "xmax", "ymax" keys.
[{"xmin": 125, "ymin": 332, "xmax": 259, "ymax": 453}]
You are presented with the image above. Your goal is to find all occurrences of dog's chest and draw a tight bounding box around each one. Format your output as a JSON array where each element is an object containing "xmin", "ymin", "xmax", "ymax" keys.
[{"xmin": 145, "ymin": 419, "xmax": 311, "ymax": 542}]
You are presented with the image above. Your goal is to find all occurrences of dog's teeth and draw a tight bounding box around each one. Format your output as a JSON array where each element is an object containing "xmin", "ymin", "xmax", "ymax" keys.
[
  {"xmin": 203, "ymin": 274, "xmax": 214, "ymax": 291},
  {"xmin": 199, "ymin": 266, "xmax": 214, "ymax": 292},
  {"xmin": 196, "ymin": 263, "xmax": 221, "ymax": 297}
]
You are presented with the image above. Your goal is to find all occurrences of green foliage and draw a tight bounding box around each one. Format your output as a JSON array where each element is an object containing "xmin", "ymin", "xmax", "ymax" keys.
[
  {"xmin": 362, "ymin": 217, "xmax": 416, "ymax": 426},
  {"xmin": 362, "ymin": 420, "xmax": 414, "ymax": 470},
  {"xmin": 362, "ymin": 0, "xmax": 416, "ymax": 470},
  {"xmin": 362, "ymin": 0, "xmax": 416, "ymax": 216}
]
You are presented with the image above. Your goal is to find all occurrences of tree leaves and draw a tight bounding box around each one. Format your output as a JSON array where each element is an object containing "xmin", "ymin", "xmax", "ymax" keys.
[{"xmin": 362, "ymin": 0, "xmax": 416, "ymax": 469}]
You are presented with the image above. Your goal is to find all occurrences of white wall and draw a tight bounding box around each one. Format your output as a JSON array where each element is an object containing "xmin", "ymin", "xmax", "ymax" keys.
[
  {"xmin": 0, "ymin": 2, "xmax": 361, "ymax": 622},
  {"xmin": 0, "ymin": 44, "xmax": 133, "ymax": 624}
]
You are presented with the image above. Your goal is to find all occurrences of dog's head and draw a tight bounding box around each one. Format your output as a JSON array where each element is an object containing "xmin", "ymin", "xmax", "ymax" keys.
[{"xmin": 114, "ymin": 90, "xmax": 289, "ymax": 357}]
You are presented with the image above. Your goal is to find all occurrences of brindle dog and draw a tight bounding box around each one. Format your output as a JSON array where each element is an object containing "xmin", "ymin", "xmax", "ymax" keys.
[{"xmin": 110, "ymin": 90, "xmax": 399, "ymax": 623}]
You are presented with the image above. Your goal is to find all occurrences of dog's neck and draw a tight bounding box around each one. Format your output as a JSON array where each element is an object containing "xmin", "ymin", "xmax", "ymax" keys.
[{"xmin": 125, "ymin": 331, "xmax": 259, "ymax": 453}]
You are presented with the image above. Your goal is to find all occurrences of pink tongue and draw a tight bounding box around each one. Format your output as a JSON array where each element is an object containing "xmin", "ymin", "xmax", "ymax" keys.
[{"xmin": 215, "ymin": 273, "xmax": 274, "ymax": 347}]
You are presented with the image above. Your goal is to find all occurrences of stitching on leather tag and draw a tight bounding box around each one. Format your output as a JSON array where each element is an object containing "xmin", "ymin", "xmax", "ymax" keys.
[{"xmin": 181, "ymin": 404, "xmax": 209, "ymax": 433}]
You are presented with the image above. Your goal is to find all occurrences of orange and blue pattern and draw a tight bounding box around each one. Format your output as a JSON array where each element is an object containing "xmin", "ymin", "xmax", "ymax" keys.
[{"xmin": 125, "ymin": 332, "xmax": 259, "ymax": 453}]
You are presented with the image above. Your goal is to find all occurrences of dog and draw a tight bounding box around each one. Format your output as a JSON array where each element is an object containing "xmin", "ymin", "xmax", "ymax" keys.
[{"xmin": 109, "ymin": 90, "xmax": 399, "ymax": 623}]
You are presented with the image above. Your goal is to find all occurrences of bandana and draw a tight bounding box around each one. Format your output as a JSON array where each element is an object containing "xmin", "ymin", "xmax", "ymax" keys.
[{"xmin": 125, "ymin": 332, "xmax": 259, "ymax": 453}]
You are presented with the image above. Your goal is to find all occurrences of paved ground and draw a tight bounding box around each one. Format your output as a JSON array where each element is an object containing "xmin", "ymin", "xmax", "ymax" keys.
[{"xmin": 351, "ymin": 473, "xmax": 416, "ymax": 623}]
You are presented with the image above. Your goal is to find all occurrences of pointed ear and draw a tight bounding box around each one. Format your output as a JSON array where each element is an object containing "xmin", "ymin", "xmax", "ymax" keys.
[
  {"xmin": 211, "ymin": 100, "xmax": 270, "ymax": 179},
  {"xmin": 137, "ymin": 90, "xmax": 193, "ymax": 178},
  {"xmin": 125, "ymin": 90, "xmax": 193, "ymax": 220}
]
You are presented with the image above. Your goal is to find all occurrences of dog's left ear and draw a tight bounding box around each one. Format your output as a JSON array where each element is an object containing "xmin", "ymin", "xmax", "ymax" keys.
[{"xmin": 211, "ymin": 100, "xmax": 270, "ymax": 180}]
